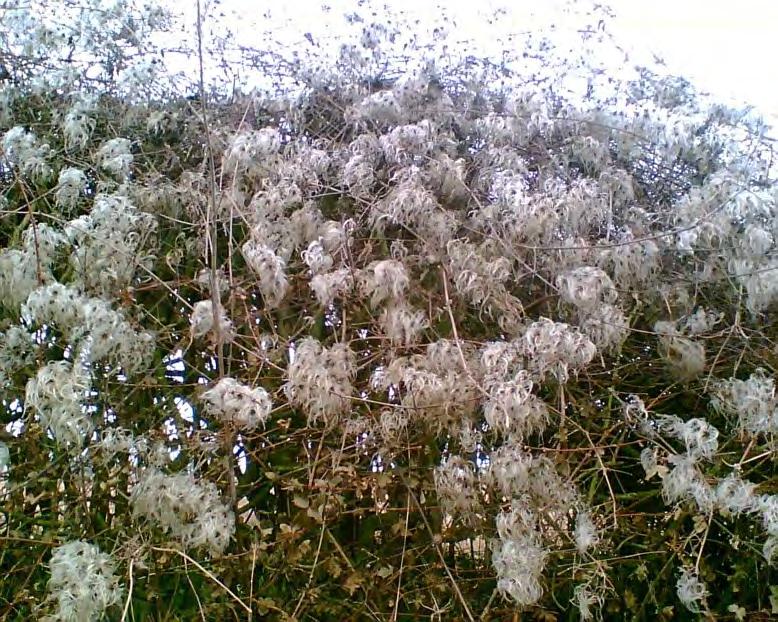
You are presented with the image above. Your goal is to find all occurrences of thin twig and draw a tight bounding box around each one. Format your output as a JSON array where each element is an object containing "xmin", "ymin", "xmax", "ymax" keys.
[
  {"xmin": 120, "ymin": 558, "xmax": 134, "ymax": 622},
  {"xmin": 183, "ymin": 555, "xmax": 207, "ymax": 621},
  {"xmin": 152, "ymin": 546, "xmax": 252, "ymax": 614},
  {"xmin": 195, "ymin": 0, "xmax": 236, "ymax": 508},
  {"xmin": 695, "ymin": 511, "xmax": 713, "ymax": 573},
  {"xmin": 400, "ymin": 474, "xmax": 475, "ymax": 622},
  {"xmin": 248, "ymin": 543, "xmax": 257, "ymax": 622},
  {"xmin": 392, "ymin": 490, "xmax": 412, "ymax": 621}
]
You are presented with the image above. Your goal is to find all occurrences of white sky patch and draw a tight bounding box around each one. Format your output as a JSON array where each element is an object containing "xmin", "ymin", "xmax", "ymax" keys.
[
  {"xmin": 178, "ymin": 0, "xmax": 775, "ymax": 130},
  {"xmin": 608, "ymin": 0, "xmax": 778, "ymax": 122}
]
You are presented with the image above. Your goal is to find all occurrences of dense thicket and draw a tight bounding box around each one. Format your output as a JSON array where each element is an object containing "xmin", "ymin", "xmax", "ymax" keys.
[{"xmin": 0, "ymin": 1, "xmax": 776, "ymax": 620}]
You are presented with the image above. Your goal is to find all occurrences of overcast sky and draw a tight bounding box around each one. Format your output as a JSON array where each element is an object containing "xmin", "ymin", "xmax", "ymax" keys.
[
  {"xmin": 609, "ymin": 0, "xmax": 777, "ymax": 118},
  {"xmin": 191, "ymin": 0, "xmax": 776, "ymax": 127}
]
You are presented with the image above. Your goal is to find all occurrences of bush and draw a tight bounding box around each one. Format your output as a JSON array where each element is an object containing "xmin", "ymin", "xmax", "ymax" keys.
[{"xmin": 0, "ymin": 1, "xmax": 775, "ymax": 619}]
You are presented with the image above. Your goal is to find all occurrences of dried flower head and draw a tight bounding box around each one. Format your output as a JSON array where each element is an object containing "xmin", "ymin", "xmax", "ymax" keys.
[
  {"xmin": 25, "ymin": 361, "xmax": 92, "ymax": 449},
  {"xmin": 131, "ymin": 467, "xmax": 235, "ymax": 556},
  {"xmin": 201, "ymin": 377, "xmax": 272, "ymax": 430},
  {"xmin": 676, "ymin": 567, "xmax": 708, "ymax": 613},
  {"xmin": 360, "ymin": 259, "xmax": 409, "ymax": 308},
  {"xmin": 96, "ymin": 137, "xmax": 133, "ymax": 179},
  {"xmin": 284, "ymin": 338, "xmax": 355, "ymax": 426},
  {"xmin": 656, "ymin": 416, "xmax": 719, "ymax": 461},
  {"xmin": 711, "ymin": 369, "xmax": 778, "ymax": 437},
  {"xmin": 242, "ymin": 239, "xmax": 289, "ymax": 308},
  {"xmin": 434, "ymin": 455, "xmax": 480, "ymax": 518},
  {"xmin": 574, "ymin": 509, "xmax": 600, "ymax": 554},
  {"xmin": 190, "ymin": 299, "xmax": 234, "ymax": 342},
  {"xmin": 55, "ymin": 167, "xmax": 87, "ymax": 210},
  {"xmin": 492, "ymin": 499, "xmax": 547, "ymax": 606},
  {"xmin": 579, "ymin": 303, "xmax": 629, "ymax": 353},
  {"xmin": 487, "ymin": 443, "xmax": 534, "ymax": 498},
  {"xmin": 556, "ymin": 266, "xmax": 615, "ymax": 310},
  {"xmin": 483, "ymin": 371, "xmax": 549, "ymax": 441},
  {"xmin": 45, "ymin": 541, "xmax": 123, "ymax": 622},
  {"xmin": 521, "ymin": 318, "xmax": 597, "ymax": 383},
  {"xmin": 573, "ymin": 583, "xmax": 604, "ymax": 621},
  {"xmin": 310, "ymin": 268, "xmax": 356, "ymax": 307},
  {"xmin": 378, "ymin": 301, "xmax": 427, "ymax": 346},
  {"xmin": 654, "ymin": 321, "xmax": 706, "ymax": 380}
]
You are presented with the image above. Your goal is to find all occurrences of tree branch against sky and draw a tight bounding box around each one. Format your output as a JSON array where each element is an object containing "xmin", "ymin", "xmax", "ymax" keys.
[{"xmin": 163, "ymin": 0, "xmax": 776, "ymax": 127}]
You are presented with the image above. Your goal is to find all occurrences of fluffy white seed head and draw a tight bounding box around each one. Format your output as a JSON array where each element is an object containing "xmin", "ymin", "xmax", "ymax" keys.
[
  {"xmin": 656, "ymin": 416, "xmax": 719, "ymax": 461},
  {"xmin": 556, "ymin": 266, "xmax": 615, "ymax": 310},
  {"xmin": 23, "ymin": 283, "xmax": 85, "ymax": 330},
  {"xmin": 377, "ymin": 407, "xmax": 408, "ymax": 447},
  {"xmin": 379, "ymin": 120, "xmax": 435, "ymax": 164},
  {"xmin": 483, "ymin": 371, "xmax": 549, "ymax": 441},
  {"xmin": 378, "ymin": 301, "xmax": 427, "ymax": 346},
  {"xmin": 131, "ymin": 467, "xmax": 235, "ymax": 556},
  {"xmin": 573, "ymin": 583, "xmax": 604, "ymax": 621},
  {"xmin": 495, "ymin": 497, "xmax": 538, "ymax": 541},
  {"xmin": 96, "ymin": 427, "xmax": 136, "ymax": 461},
  {"xmin": 487, "ymin": 443, "xmax": 534, "ymax": 498},
  {"xmin": 25, "ymin": 361, "xmax": 92, "ymax": 449},
  {"xmin": 64, "ymin": 194, "xmax": 157, "ymax": 295},
  {"xmin": 640, "ymin": 447, "xmax": 667, "ymax": 480},
  {"xmin": 479, "ymin": 340, "xmax": 520, "ymax": 380},
  {"xmin": 0, "ymin": 325, "xmax": 35, "ymax": 387},
  {"xmin": 283, "ymin": 338, "xmax": 356, "ymax": 426},
  {"xmin": 224, "ymin": 127, "xmax": 282, "ymax": 177},
  {"xmin": 63, "ymin": 99, "xmax": 96, "ymax": 150},
  {"xmin": 654, "ymin": 323, "xmax": 706, "ymax": 380},
  {"xmin": 521, "ymin": 318, "xmax": 597, "ymax": 383},
  {"xmin": 242, "ymin": 240, "xmax": 289, "ymax": 308},
  {"xmin": 676, "ymin": 567, "xmax": 708, "ymax": 613},
  {"xmin": 23, "ymin": 285, "xmax": 153, "ymax": 373},
  {"xmin": 680, "ymin": 307, "xmax": 723, "ymax": 335},
  {"xmin": 756, "ymin": 494, "xmax": 778, "ymax": 537},
  {"xmin": 715, "ymin": 475, "xmax": 757, "ymax": 516},
  {"xmin": 2, "ymin": 126, "xmax": 53, "ymax": 181},
  {"xmin": 579, "ymin": 304, "xmax": 629, "ymax": 353},
  {"xmin": 46, "ymin": 541, "xmax": 123, "ymax": 622},
  {"xmin": 600, "ymin": 235, "xmax": 660, "ymax": 290},
  {"xmin": 55, "ymin": 167, "xmax": 87, "ymax": 210},
  {"xmin": 662, "ymin": 454, "xmax": 713, "ymax": 512},
  {"xmin": 309, "ymin": 268, "xmax": 355, "ymax": 307},
  {"xmin": 360, "ymin": 259, "xmax": 409, "ymax": 308},
  {"xmin": 574, "ymin": 509, "xmax": 600, "ymax": 554},
  {"xmin": 0, "ymin": 248, "xmax": 45, "ymax": 311},
  {"xmin": 433, "ymin": 455, "xmax": 480, "ymax": 518},
  {"xmin": 492, "ymin": 502, "xmax": 547, "ymax": 607},
  {"xmin": 190, "ymin": 299, "xmax": 234, "ymax": 342},
  {"xmin": 711, "ymin": 369, "xmax": 778, "ymax": 437},
  {"xmin": 301, "ymin": 239, "xmax": 333, "ymax": 275},
  {"xmin": 96, "ymin": 138, "xmax": 133, "ymax": 179},
  {"xmin": 201, "ymin": 377, "xmax": 272, "ymax": 430}
]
